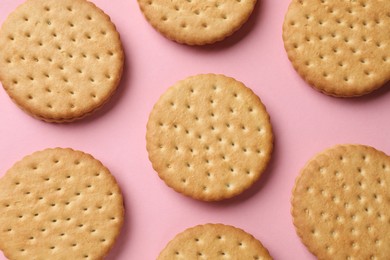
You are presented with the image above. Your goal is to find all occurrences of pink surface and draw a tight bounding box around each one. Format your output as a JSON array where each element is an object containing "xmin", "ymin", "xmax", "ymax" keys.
[{"xmin": 0, "ymin": 0, "xmax": 389, "ymax": 259}]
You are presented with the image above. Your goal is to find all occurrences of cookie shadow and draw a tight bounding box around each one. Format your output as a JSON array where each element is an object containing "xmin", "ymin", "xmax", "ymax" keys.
[
  {"xmin": 187, "ymin": 0, "xmax": 264, "ymax": 51},
  {"xmin": 309, "ymin": 80, "xmax": 390, "ymax": 103},
  {"xmin": 343, "ymin": 80, "xmax": 390, "ymax": 103},
  {"xmin": 105, "ymin": 186, "xmax": 131, "ymax": 260}
]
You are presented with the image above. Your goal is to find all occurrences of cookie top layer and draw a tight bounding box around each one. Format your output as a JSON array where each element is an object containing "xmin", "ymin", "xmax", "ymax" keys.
[
  {"xmin": 0, "ymin": 148, "xmax": 124, "ymax": 260},
  {"xmin": 0, "ymin": 0, "xmax": 124, "ymax": 122},
  {"xmin": 283, "ymin": 0, "xmax": 390, "ymax": 97},
  {"xmin": 137, "ymin": 0, "xmax": 257, "ymax": 45},
  {"xmin": 158, "ymin": 223, "xmax": 272, "ymax": 259},
  {"xmin": 292, "ymin": 144, "xmax": 390, "ymax": 259},
  {"xmin": 146, "ymin": 74, "xmax": 273, "ymax": 201}
]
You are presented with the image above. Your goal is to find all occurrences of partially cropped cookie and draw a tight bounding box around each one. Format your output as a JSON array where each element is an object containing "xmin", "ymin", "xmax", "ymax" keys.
[
  {"xmin": 292, "ymin": 144, "xmax": 390, "ymax": 259},
  {"xmin": 146, "ymin": 74, "xmax": 273, "ymax": 201},
  {"xmin": 283, "ymin": 0, "xmax": 390, "ymax": 97},
  {"xmin": 0, "ymin": 0, "xmax": 124, "ymax": 122},
  {"xmin": 158, "ymin": 223, "xmax": 272, "ymax": 259},
  {"xmin": 137, "ymin": 0, "xmax": 257, "ymax": 45},
  {"xmin": 0, "ymin": 148, "xmax": 124, "ymax": 260}
]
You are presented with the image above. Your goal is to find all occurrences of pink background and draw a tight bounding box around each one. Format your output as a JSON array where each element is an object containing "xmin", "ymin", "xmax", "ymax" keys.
[{"xmin": 0, "ymin": 0, "xmax": 389, "ymax": 259}]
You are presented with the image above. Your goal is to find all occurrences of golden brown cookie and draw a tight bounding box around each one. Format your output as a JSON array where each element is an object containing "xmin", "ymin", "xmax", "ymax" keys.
[
  {"xmin": 292, "ymin": 144, "xmax": 390, "ymax": 259},
  {"xmin": 283, "ymin": 0, "xmax": 390, "ymax": 97},
  {"xmin": 158, "ymin": 223, "xmax": 272, "ymax": 259},
  {"xmin": 0, "ymin": 0, "xmax": 124, "ymax": 122},
  {"xmin": 146, "ymin": 74, "xmax": 273, "ymax": 201},
  {"xmin": 137, "ymin": 0, "xmax": 257, "ymax": 45},
  {"xmin": 0, "ymin": 148, "xmax": 124, "ymax": 259}
]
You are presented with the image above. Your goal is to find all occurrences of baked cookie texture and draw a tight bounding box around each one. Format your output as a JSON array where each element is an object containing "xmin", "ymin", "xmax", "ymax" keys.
[
  {"xmin": 158, "ymin": 223, "xmax": 272, "ymax": 259},
  {"xmin": 283, "ymin": 0, "xmax": 390, "ymax": 97},
  {"xmin": 146, "ymin": 74, "xmax": 273, "ymax": 201},
  {"xmin": 0, "ymin": 148, "xmax": 124, "ymax": 260},
  {"xmin": 292, "ymin": 144, "xmax": 390, "ymax": 259},
  {"xmin": 137, "ymin": 0, "xmax": 257, "ymax": 45},
  {"xmin": 0, "ymin": 0, "xmax": 124, "ymax": 122}
]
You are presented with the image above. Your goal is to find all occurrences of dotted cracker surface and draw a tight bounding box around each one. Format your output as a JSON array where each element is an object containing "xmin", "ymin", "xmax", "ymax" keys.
[
  {"xmin": 146, "ymin": 74, "xmax": 273, "ymax": 201},
  {"xmin": 137, "ymin": 0, "xmax": 257, "ymax": 45},
  {"xmin": 283, "ymin": 0, "xmax": 390, "ymax": 97},
  {"xmin": 0, "ymin": 148, "xmax": 124, "ymax": 260},
  {"xmin": 292, "ymin": 145, "xmax": 390, "ymax": 260},
  {"xmin": 0, "ymin": 0, "xmax": 124, "ymax": 122},
  {"xmin": 158, "ymin": 223, "xmax": 272, "ymax": 259}
]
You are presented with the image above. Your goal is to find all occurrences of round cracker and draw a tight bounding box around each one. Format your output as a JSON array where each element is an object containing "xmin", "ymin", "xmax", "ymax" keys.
[
  {"xmin": 0, "ymin": 148, "xmax": 124, "ymax": 259},
  {"xmin": 158, "ymin": 223, "xmax": 272, "ymax": 259},
  {"xmin": 0, "ymin": 0, "xmax": 124, "ymax": 122},
  {"xmin": 146, "ymin": 74, "xmax": 273, "ymax": 201},
  {"xmin": 283, "ymin": 0, "xmax": 390, "ymax": 97},
  {"xmin": 292, "ymin": 144, "xmax": 390, "ymax": 259},
  {"xmin": 137, "ymin": 0, "xmax": 257, "ymax": 45}
]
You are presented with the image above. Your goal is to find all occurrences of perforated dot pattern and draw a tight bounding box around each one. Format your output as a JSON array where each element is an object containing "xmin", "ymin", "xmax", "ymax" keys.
[
  {"xmin": 0, "ymin": 0, "xmax": 123, "ymax": 122},
  {"xmin": 146, "ymin": 74, "xmax": 273, "ymax": 201},
  {"xmin": 137, "ymin": 0, "xmax": 257, "ymax": 45},
  {"xmin": 283, "ymin": 0, "xmax": 390, "ymax": 97},
  {"xmin": 0, "ymin": 148, "xmax": 124, "ymax": 259},
  {"xmin": 158, "ymin": 224, "xmax": 272, "ymax": 259},
  {"xmin": 292, "ymin": 144, "xmax": 390, "ymax": 259}
]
